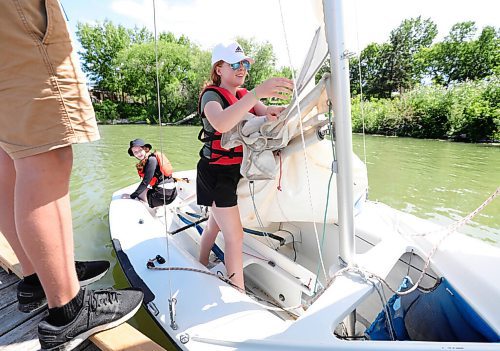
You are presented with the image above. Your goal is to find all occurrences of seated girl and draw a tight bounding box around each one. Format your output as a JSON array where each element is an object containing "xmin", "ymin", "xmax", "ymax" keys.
[{"xmin": 122, "ymin": 138, "xmax": 177, "ymax": 207}]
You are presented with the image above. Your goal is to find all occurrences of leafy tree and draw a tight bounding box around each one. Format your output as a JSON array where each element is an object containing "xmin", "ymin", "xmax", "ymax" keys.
[
  {"xmin": 76, "ymin": 21, "xmax": 294, "ymax": 123},
  {"xmin": 130, "ymin": 26, "xmax": 154, "ymax": 44},
  {"xmin": 76, "ymin": 21, "xmax": 132, "ymax": 91},
  {"xmin": 116, "ymin": 35, "xmax": 210, "ymax": 123},
  {"xmin": 349, "ymin": 42, "xmax": 393, "ymax": 98},
  {"xmin": 236, "ymin": 37, "xmax": 277, "ymax": 90},
  {"xmin": 276, "ymin": 66, "xmax": 294, "ymax": 80},
  {"xmin": 424, "ymin": 22, "xmax": 499, "ymax": 86},
  {"xmin": 347, "ymin": 17, "xmax": 437, "ymax": 99},
  {"xmin": 385, "ymin": 17, "xmax": 438, "ymax": 95}
]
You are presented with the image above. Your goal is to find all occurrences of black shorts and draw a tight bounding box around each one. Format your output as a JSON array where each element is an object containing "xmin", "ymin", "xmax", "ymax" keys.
[
  {"xmin": 196, "ymin": 158, "xmax": 242, "ymax": 207},
  {"xmin": 147, "ymin": 183, "xmax": 177, "ymax": 208}
]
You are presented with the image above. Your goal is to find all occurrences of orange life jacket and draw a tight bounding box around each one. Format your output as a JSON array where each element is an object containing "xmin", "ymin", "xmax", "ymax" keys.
[
  {"xmin": 136, "ymin": 151, "xmax": 173, "ymax": 186},
  {"xmin": 197, "ymin": 86, "xmax": 256, "ymax": 165}
]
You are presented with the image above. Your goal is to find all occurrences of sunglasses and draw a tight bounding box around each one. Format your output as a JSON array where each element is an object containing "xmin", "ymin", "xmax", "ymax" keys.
[{"xmin": 228, "ymin": 60, "xmax": 251, "ymax": 71}]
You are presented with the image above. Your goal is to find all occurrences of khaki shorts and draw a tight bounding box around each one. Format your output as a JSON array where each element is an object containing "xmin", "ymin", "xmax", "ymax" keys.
[{"xmin": 0, "ymin": 0, "xmax": 99, "ymax": 160}]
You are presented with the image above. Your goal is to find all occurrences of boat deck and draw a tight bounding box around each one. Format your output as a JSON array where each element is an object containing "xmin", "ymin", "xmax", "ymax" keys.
[
  {"xmin": 0, "ymin": 234, "xmax": 166, "ymax": 351},
  {"xmin": 0, "ymin": 267, "xmax": 99, "ymax": 351}
]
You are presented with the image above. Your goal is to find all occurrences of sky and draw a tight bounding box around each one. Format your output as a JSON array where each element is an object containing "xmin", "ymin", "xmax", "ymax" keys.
[{"xmin": 62, "ymin": 0, "xmax": 499, "ymax": 69}]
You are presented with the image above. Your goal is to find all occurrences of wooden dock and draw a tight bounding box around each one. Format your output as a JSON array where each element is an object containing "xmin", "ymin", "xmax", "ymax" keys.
[{"xmin": 0, "ymin": 234, "xmax": 165, "ymax": 351}]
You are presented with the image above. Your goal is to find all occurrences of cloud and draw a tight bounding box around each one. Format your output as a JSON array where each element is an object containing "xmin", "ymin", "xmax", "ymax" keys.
[
  {"xmin": 110, "ymin": 0, "xmax": 321, "ymax": 68},
  {"xmin": 109, "ymin": 0, "xmax": 498, "ymax": 68}
]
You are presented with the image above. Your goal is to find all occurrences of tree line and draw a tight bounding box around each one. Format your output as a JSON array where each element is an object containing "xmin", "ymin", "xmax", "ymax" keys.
[
  {"xmin": 77, "ymin": 18, "xmax": 498, "ymax": 141},
  {"xmin": 76, "ymin": 21, "xmax": 289, "ymax": 124},
  {"xmin": 343, "ymin": 17, "xmax": 499, "ymax": 142}
]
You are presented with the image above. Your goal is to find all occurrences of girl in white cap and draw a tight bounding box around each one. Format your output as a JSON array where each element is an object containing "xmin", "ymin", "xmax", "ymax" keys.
[{"xmin": 197, "ymin": 41, "xmax": 293, "ymax": 290}]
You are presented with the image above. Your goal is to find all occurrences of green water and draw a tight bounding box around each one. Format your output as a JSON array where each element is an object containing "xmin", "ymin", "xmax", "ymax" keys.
[{"xmin": 70, "ymin": 125, "xmax": 499, "ymax": 348}]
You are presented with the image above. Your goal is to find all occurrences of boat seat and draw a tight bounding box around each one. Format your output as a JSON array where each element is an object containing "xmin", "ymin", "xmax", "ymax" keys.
[
  {"xmin": 176, "ymin": 211, "xmax": 318, "ymax": 298},
  {"xmin": 242, "ymin": 235, "xmax": 318, "ymax": 297},
  {"xmin": 355, "ymin": 235, "xmax": 410, "ymax": 279}
]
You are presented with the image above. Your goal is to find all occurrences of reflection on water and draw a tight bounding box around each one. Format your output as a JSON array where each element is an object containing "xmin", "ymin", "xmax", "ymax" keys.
[{"xmin": 70, "ymin": 126, "xmax": 499, "ymax": 348}]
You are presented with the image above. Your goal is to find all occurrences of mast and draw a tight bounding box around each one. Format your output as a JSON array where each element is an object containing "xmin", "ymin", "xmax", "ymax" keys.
[{"xmin": 323, "ymin": 0, "xmax": 356, "ymax": 335}]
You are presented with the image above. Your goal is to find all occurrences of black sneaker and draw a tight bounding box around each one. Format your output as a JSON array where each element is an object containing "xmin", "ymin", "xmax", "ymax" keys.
[
  {"xmin": 74, "ymin": 260, "xmax": 110, "ymax": 286},
  {"xmin": 17, "ymin": 260, "xmax": 110, "ymax": 313},
  {"xmin": 38, "ymin": 288, "xmax": 144, "ymax": 351}
]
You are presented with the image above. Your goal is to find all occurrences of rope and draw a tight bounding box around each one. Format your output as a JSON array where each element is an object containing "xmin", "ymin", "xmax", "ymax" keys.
[
  {"xmin": 311, "ymin": 186, "xmax": 500, "ymax": 303},
  {"xmin": 151, "ymin": 0, "xmax": 175, "ymax": 323},
  {"xmin": 248, "ymin": 181, "xmax": 278, "ymax": 249},
  {"xmin": 147, "ymin": 265, "xmax": 301, "ymax": 315},
  {"xmin": 407, "ymin": 186, "xmax": 500, "ymax": 238},
  {"xmin": 353, "ymin": 0, "xmax": 368, "ymax": 167},
  {"xmin": 277, "ymin": 0, "xmax": 327, "ymax": 282},
  {"xmin": 152, "ymin": 186, "xmax": 497, "ymax": 320},
  {"xmin": 314, "ymin": 103, "xmax": 336, "ymax": 293},
  {"xmin": 277, "ymin": 150, "xmax": 283, "ymax": 191}
]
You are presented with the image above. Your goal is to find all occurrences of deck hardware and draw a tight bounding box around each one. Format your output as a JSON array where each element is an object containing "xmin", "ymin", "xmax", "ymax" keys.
[
  {"xmin": 179, "ymin": 333, "xmax": 190, "ymax": 344},
  {"xmin": 169, "ymin": 297, "xmax": 178, "ymax": 330},
  {"xmin": 147, "ymin": 302, "xmax": 159, "ymax": 316},
  {"xmin": 146, "ymin": 254, "xmax": 166, "ymax": 268}
]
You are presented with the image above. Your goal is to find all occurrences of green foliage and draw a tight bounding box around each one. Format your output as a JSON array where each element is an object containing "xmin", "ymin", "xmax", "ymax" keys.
[
  {"xmin": 236, "ymin": 37, "xmax": 278, "ymax": 90},
  {"xmin": 352, "ymin": 77, "xmax": 500, "ymax": 142},
  {"xmin": 348, "ymin": 17, "xmax": 437, "ymax": 99},
  {"xmin": 424, "ymin": 22, "xmax": 500, "ymax": 86},
  {"xmin": 386, "ymin": 17, "xmax": 438, "ymax": 94},
  {"xmin": 76, "ymin": 21, "xmax": 285, "ymax": 124},
  {"xmin": 93, "ymin": 100, "xmax": 119, "ymax": 123},
  {"xmin": 76, "ymin": 21, "xmax": 134, "ymax": 90},
  {"xmin": 117, "ymin": 102, "xmax": 149, "ymax": 123},
  {"xmin": 79, "ymin": 18, "xmax": 498, "ymax": 140},
  {"xmin": 446, "ymin": 78, "xmax": 499, "ymax": 141},
  {"xmin": 116, "ymin": 39, "xmax": 210, "ymax": 123},
  {"xmin": 349, "ymin": 42, "xmax": 393, "ymax": 98}
]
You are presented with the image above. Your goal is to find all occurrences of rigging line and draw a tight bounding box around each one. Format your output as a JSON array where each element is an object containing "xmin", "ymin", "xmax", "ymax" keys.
[
  {"xmin": 313, "ymin": 186, "xmax": 500, "ymax": 303},
  {"xmin": 147, "ymin": 266, "xmax": 301, "ymax": 315},
  {"xmin": 369, "ymin": 279, "xmax": 396, "ymax": 341},
  {"xmin": 248, "ymin": 181, "xmax": 277, "ymax": 249},
  {"xmin": 386, "ymin": 186, "xmax": 500, "ymax": 296},
  {"xmin": 277, "ymin": 0, "xmax": 327, "ymax": 281},
  {"xmin": 314, "ymin": 105, "xmax": 336, "ymax": 293},
  {"xmin": 152, "ymin": 0, "xmax": 174, "ymax": 309},
  {"xmin": 406, "ymin": 186, "xmax": 500, "ymax": 238},
  {"xmin": 353, "ymin": 0, "xmax": 368, "ymax": 167}
]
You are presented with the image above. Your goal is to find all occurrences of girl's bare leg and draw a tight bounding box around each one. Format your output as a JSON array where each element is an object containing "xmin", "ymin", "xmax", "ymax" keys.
[
  {"xmin": 199, "ymin": 212, "xmax": 220, "ymax": 266},
  {"xmin": 211, "ymin": 205, "xmax": 244, "ymax": 290}
]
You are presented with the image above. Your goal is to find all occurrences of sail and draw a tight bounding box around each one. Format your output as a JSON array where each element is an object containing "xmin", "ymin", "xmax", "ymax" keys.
[
  {"xmin": 220, "ymin": 24, "xmax": 367, "ymax": 226},
  {"xmin": 220, "ymin": 26, "xmax": 329, "ymax": 181},
  {"xmin": 237, "ymin": 139, "xmax": 367, "ymax": 227}
]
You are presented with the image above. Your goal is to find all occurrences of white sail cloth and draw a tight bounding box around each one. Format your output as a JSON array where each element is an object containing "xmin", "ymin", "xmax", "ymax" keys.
[
  {"xmin": 221, "ymin": 75, "xmax": 331, "ymax": 180},
  {"xmin": 219, "ymin": 74, "xmax": 369, "ymax": 226}
]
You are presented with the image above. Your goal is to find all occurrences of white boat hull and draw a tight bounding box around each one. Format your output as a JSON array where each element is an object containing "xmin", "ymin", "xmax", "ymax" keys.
[{"xmin": 110, "ymin": 170, "xmax": 500, "ymax": 350}]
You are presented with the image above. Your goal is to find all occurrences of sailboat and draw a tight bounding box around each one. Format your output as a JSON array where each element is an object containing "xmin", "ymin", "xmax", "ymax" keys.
[{"xmin": 109, "ymin": 0, "xmax": 500, "ymax": 349}]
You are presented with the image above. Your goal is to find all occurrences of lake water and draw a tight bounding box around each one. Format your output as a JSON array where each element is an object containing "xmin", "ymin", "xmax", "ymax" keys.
[{"xmin": 70, "ymin": 125, "xmax": 499, "ymax": 348}]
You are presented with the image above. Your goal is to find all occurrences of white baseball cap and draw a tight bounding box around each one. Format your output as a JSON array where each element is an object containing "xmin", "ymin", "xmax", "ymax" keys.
[{"xmin": 211, "ymin": 41, "xmax": 255, "ymax": 65}]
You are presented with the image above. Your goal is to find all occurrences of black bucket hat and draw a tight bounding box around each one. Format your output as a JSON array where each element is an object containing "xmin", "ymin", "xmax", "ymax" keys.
[{"xmin": 128, "ymin": 139, "xmax": 152, "ymax": 156}]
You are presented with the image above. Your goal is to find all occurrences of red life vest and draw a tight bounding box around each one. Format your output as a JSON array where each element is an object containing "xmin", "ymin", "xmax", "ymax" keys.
[
  {"xmin": 136, "ymin": 151, "xmax": 173, "ymax": 186},
  {"xmin": 197, "ymin": 86, "xmax": 256, "ymax": 165}
]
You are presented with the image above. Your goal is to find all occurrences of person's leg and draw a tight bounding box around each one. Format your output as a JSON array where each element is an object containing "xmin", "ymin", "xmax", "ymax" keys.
[
  {"xmin": 0, "ymin": 148, "xmax": 36, "ymax": 276},
  {"xmin": 138, "ymin": 188, "xmax": 148, "ymax": 202},
  {"xmin": 13, "ymin": 146, "xmax": 80, "ymax": 308},
  {"xmin": 199, "ymin": 212, "xmax": 221, "ymax": 266},
  {"xmin": 211, "ymin": 205, "xmax": 244, "ymax": 290}
]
